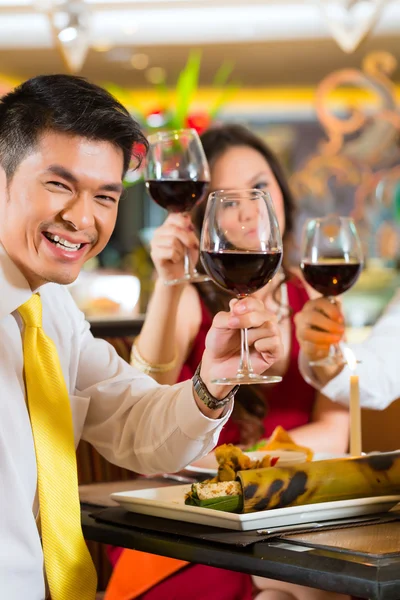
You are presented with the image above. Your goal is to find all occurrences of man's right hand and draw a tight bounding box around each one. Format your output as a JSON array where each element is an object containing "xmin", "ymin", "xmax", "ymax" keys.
[
  {"xmin": 294, "ymin": 297, "xmax": 345, "ymax": 364},
  {"xmin": 150, "ymin": 213, "xmax": 199, "ymax": 283}
]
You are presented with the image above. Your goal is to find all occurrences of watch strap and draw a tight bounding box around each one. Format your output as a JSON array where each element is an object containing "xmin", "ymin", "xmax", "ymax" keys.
[{"xmin": 192, "ymin": 362, "xmax": 239, "ymax": 410}]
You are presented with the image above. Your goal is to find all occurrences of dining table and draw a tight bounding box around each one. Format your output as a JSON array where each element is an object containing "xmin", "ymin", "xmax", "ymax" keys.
[
  {"xmin": 80, "ymin": 479, "xmax": 400, "ymax": 600},
  {"xmin": 88, "ymin": 314, "xmax": 145, "ymax": 338}
]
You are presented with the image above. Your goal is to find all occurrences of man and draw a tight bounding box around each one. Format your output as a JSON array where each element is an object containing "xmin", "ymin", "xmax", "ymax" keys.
[
  {"xmin": 295, "ymin": 293, "xmax": 400, "ymax": 409},
  {"xmin": 0, "ymin": 74, "xmax": 283, "ymax": 600}
]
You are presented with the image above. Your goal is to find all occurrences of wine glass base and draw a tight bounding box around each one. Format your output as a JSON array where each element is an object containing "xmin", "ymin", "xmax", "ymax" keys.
[
  {"xmin": 212, "ymin": 374, "xmax": 282, "ymax": 386},
  {"xmin": 163, "ymin": 272, "xmax": 211, "ymax": 286},
  {"xmin": 309, "ymin": 356, "xmax": 346, "ymax": 367}
]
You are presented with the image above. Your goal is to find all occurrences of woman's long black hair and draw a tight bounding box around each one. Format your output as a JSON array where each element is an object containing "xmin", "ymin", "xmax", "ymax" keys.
[{"xmin": 193, "ymin": 124, "xmax": 296, "ymax": 446}]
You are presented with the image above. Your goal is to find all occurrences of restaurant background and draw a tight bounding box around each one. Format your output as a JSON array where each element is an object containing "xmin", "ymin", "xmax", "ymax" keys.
[
  {"xmin": 2, "ymin": 1, "xmax": 400, "ymax": 590},
  {"xmin": 0, "ymin": 0, "xmax": 399, "ymax": 438}
]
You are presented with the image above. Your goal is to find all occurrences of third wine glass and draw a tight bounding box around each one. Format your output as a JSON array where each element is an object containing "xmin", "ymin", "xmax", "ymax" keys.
[{"xmin": 300, "ymin": 215, "xmax": 363, "ymax": 367}]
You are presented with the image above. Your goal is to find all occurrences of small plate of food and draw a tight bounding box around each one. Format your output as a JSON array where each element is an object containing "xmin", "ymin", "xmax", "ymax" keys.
[
  {"xmin": 185, "ymin": 447, "xmax": 307, "ymax": 476},
  {"xmin": 185, "ymin": 427, "xmax": 311, "ymax": 476}
]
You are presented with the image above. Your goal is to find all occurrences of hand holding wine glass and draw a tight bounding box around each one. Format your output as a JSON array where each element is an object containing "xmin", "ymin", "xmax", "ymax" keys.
[
  {"xmin": 145, "ymin": 128, "xmax": 210, "ymax": 286},
  {"xmin": 200, "ymin": 188, "xmax": 283, "ymax": 385},
  {"xmin": 294, "ymin": 296, "xmax": 346, "ymax": 367},
  {"xmin": 300, "ymin": 215, "xmax": 363, "ymax": 367},
  {"xmin": 150, "ymin": 213, "xmax": 200, "ymax": 284},
  {"xmin": 200, "ymin": 296, "xmax": 284, "ymax": 395}
]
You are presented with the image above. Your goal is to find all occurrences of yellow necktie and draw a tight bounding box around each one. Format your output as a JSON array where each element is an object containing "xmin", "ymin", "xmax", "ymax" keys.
[{"xmin": 18, "ymin": 294, "xmax": 97, "ymax": 600}]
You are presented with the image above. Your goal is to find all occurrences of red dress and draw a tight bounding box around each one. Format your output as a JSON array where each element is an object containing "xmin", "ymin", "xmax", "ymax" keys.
[
  {"xmin": 106, "ymin": 278, "xmax": 315, "ymax": 600},
  {"xmin": 179, "ymin": 277, "xmax": 316, "ymax": 443}
]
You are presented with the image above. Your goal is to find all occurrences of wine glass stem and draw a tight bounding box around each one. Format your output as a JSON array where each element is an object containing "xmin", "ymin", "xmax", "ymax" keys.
[
  {"xmin": 238, "ymin": 328, "xmax": 254, "ymax": 376},
  {"xmin": 184, "ymin": 246, "xmax": 201, "ymax": 278},
  {"xmin": 183, "ymin": 249, "xmax": 191, "ymax": 277},
  {"xmin": 182, "ymin": 211, "xmax": 194, "ymax": 278},
  {"xmin": 327, "ymin": 295, "xmax": 344, "ymax": 362}
]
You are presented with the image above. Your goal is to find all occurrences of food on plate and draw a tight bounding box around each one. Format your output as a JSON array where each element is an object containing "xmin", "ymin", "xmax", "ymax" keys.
[
  {"xmin": 185, "ymin": 451, "xmax": 400, "ymax": 513},
  {"xmin": 185, "ymin": 481, "xmax": 242, "ymax": 512},
  {"xmin": 214, "ymin": 444, "xmax": 279, "ymax": 482},
  {"xmin": 248, "ymin": 426, "xmax": 314, "ymax": 461},
  {"xmin": 82, "ymin": 297, "xmax": 122, "ymax": 316}
]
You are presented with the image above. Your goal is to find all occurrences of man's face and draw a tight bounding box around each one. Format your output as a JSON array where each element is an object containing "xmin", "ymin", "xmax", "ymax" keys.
[{"xmin": 0, "ymin": 131, "xmax": 125, "ymax": 290}]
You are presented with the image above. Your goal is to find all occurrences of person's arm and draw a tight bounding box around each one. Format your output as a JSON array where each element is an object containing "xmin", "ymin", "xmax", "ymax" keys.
[
  {"xmin": 286, "ymin": 393, "xmax": 349, "ymax": 454},
  {"xmin": 73, "ymin": 292, "xmax": 283, "ymax": 475},
  {"xmin": 132, "ymin": 213, "xmax": 201, "ymax": 384},
  {"xmin": 296, "ymin": 290, "xmax": 400, "ymax": 410}
]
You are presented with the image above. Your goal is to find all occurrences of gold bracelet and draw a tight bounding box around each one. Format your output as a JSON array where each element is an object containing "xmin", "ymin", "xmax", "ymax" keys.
[{"xmin": 130, "ymin": 337, "xmax": 178, "ymax": 374}]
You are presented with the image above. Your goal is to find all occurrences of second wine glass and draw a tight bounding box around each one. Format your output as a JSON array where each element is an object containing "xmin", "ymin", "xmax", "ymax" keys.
[
  {"xmin": 145, "ymin": 128, "xmax": 210, "ymax": 286},
  {"xmin": 200, "ymin": 189, "xmax": 283, "ymax": 385}
]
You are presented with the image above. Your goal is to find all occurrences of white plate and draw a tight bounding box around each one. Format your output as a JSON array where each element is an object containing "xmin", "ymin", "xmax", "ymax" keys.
[
  {"xmin": 313, "ymin": 452, "xmax": 349, "ymax": 461},
  {"xmin": 111, "ymin": 485, "xmax": 400, "ymax": 532},
  {"xmin": 185, "ymin": 450, "xmax": 307, "ymax": 476}
]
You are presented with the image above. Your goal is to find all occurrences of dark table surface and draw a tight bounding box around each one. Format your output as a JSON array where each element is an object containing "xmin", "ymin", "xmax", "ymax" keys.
[
  {"xmin": 88, "ymin": 314, "xmax": 144, "ymax": 338},
  {"xmin": 81, "ymin": 501, "xmax": 400, "ymax": 600}
]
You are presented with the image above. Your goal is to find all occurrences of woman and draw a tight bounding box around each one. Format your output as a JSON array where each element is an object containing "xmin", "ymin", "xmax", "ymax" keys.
[{"xmin": 105, "ymin": 124, "xmax": 349, "ymax": 600}]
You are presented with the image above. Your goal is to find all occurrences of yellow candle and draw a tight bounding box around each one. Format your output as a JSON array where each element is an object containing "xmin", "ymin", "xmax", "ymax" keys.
[{"xmin": 350, "ymin": 373, "xmax": 362, "ymax": 456}]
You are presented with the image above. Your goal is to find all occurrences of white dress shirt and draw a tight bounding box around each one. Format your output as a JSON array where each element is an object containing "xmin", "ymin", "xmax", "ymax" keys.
[
  {"xmin": 0, "ymin": 244, "xmax": 232, "ymax": 600},
  {"xmin": 299, "ymin": 289, "xmax": 400, "ymax": 410}
]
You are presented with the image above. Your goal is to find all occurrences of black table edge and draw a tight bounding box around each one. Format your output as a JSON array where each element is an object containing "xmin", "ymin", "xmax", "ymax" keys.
[{"xmin": 81, "ymin": 505, "xmax": 399, "ymax": 599}]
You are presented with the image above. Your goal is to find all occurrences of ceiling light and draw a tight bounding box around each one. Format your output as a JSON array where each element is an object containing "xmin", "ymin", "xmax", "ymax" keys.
[
  {"xmin": 50, "ymin": 3, "xmax": 90, "ymax": 73},
  {"xmin": 58, "ymin": 26, "xmax": 78, "ymax": 42}
]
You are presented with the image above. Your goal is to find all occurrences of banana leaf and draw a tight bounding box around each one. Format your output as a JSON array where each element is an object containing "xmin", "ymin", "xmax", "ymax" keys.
[{"xmin": 185, "ymin": 493, "xmax": 242, "ymax": 513}]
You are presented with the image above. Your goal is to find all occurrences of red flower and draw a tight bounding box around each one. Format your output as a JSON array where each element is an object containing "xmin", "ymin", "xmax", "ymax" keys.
[
  {"xmin": 146, "ymin": 106, "xmax": 164, "ymax": 117},
  {"xmin": 132, "ymin": 142, "xmax": 147, "ymax": 160},
  {"xmin": 185, "ymin": 112, "xmax": 211, "ymax": 134}
]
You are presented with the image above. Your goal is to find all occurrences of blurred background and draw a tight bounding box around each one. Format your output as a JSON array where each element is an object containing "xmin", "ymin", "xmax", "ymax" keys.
[
  {"xmin": 1, "ymin": 0, "xmax": 400, "ymax": 327},
  {"xmin": 4, "ymin": 2, "xmax": 399, "ymax": 583}
]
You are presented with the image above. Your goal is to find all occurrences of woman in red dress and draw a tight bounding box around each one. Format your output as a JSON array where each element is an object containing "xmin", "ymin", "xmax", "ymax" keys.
[{"xmin": 105, "ymin": 125, "xmax": 349, "ymax": 600}]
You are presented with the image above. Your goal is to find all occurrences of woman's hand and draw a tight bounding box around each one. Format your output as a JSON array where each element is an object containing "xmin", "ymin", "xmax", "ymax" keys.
[
  {"xmin": 294, "ymin": 297, "xmax": 345, "ymax": 362},
  {"xmin": 150, "ymin": 213, "xmax": 199, "ymax": 283},
  {"xmin": 200, "ymin": 296, "xmax": 283, "ymax": 399}
]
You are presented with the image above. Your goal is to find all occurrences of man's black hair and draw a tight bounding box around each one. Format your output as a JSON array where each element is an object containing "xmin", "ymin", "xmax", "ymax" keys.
[{"xmin": 0, "ymin": 74, "xmax": 147, "ymax": 178}]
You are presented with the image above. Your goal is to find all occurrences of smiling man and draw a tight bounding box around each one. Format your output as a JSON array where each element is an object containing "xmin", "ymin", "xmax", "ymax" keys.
[{"xmin": 0, "ymin": 74, "xmax": 283, "ymax": 600}]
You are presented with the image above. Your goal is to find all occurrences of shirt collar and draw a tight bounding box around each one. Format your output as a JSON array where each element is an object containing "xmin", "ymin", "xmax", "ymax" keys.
[{"xmin": 0, "ymin": 243, "xmax": 34, "ymax": 320}]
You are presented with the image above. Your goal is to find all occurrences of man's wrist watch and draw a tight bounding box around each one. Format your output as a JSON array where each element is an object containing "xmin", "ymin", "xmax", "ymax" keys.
[{"xmin": 192, "ymin": 362, "xmax": 239, "ymax": 410}]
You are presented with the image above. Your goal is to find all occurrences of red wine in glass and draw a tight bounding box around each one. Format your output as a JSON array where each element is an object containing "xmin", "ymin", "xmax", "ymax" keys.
[
  {"xmin": 201, "ymin": 250, "xmax": 283, "ymax": 297},
  {"xmin": 145, "ymin": 180, "xmax": 208, "ymax": 214},
  {"xmin": 301, "ymin": 258, "xmax": 362, "ymax": 297}
]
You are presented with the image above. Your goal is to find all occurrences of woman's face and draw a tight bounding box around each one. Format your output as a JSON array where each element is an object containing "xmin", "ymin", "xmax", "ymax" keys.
[{"xmin": 209, "ymin": 145, "xmax": 286, "ymax": 249}]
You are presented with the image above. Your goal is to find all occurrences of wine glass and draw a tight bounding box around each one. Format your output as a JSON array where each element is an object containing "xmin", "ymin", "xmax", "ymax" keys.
[
  {"xmin": 145, "ymin": 128, "xmax": 211, "ymax": 286},
  {"xmin": 300, "ymin": 215, "xmax": 364, "ymax": 367},
  {"xmin": 200, "ymin": 189, "xmax": 283, "ymax": 385}
]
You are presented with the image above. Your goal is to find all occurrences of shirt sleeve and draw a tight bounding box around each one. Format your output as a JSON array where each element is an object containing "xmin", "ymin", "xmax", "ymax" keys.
[
  {"xmin": 74, "ymin": 310, "xmax": 232, "ymax": 475},
  {"xmin": 299, "ymin": 289, "xmax": 400, "ymax": 411}
]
